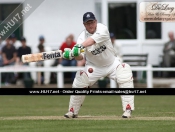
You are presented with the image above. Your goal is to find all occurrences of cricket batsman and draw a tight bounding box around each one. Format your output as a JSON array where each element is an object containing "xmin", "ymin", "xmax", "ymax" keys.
[{"xmin": 63, "ymin": 12, "xmax": 134, "ymax": 118}]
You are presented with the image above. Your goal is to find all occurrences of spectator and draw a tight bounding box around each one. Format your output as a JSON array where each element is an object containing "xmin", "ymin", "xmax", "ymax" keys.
[
  {"xmin": 37, "ymin": 42, "xmax": 45, "ymax": 67},
  {"xmin": 37, "ymin": 35, "xmax": 45, "ymax": 51},
  {"xmin": 2, "ymin": 37, "xmax": 17, "ymax": 85},
  {"xmin": 59, "ymin": 34, "xmax": 77, "ymax": 81},
  {"xmin": 110, "ymin": 32, "xmax": 123, "ymax": 62},
  {"xmin": 0, "ymin": 38, "xmax": 5, "ymax": 67},
  {"xmin": 36, "ymin": 44, "xmax": 45, "ymax": 85},
  {"xmin": 162, "ymin": 31, "xmax": 175, "ymax": 77},
  {"xmin": 59, "ymin": 34, "xmax": 76, "ymax": 54},
  {"xmin": 10, "ymin": 34, "xmax": 21, "ymax": 49},
  {"xmin": 30, "ymin": 35, "xmax": 54, "ymax": 85},
  {"xmin": 38, "ymin": 43, "xmax": 45, "ymax": 53},
  {"xmin": 16, "ymin": 37, "xmax": 32, "ymax": 80}
]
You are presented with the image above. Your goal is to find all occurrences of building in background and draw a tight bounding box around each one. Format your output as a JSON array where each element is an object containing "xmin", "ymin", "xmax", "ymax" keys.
[{"xmin": 0, "ymin": 0, "xmax": 175, "ymax": 67}]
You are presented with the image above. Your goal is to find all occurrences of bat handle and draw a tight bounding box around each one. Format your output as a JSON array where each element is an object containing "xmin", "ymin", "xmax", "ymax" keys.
[{"xmin": 80, "ymin": 48, "xmax": 85, "ymax": 53}]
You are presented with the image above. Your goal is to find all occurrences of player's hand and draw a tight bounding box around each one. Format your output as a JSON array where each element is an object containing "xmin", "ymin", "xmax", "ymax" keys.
[
  {"xmin": 72, "ymin": 44, "xmax": 84, "ymax": 57},
  {"xmin": 63, "ymin": 48, "xmax": 74, "ymax": 60}
]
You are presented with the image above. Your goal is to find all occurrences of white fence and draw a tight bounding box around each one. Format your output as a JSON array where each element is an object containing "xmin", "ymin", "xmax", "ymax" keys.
[{"xmin": 0, "ymin": 64, "xmax": 175, "ymax": 88}]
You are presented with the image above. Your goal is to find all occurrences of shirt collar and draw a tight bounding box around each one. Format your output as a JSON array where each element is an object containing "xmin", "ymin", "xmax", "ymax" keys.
[{"xmin": 85, "ymin": 30, "xmax": 93, "ymax": 36}]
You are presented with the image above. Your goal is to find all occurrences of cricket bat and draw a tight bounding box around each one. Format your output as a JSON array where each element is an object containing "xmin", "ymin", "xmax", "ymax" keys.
[
  {"xmin": 22, "ymin": 50, "xmax": 63, "ymax": 63},
  {"xmin": 22, "ymin": 49, "xmax": 85, "ymax": 63}
]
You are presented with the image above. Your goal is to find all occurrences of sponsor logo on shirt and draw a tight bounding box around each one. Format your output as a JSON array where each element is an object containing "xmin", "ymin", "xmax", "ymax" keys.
[{"xmin": 91, "ymin": 45, "xmax": 106, "ymax": 55}]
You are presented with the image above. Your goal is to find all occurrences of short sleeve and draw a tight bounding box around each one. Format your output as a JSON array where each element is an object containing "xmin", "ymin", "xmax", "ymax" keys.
[{"xmin": 77, "ymin": 31, "xmax": 85, "ymax": 44}]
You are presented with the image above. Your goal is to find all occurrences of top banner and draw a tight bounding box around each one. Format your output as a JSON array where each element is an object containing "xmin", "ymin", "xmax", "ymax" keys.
[{"xmin": 140, "ymin": 2, "xmax": 175, "ymax": 22}]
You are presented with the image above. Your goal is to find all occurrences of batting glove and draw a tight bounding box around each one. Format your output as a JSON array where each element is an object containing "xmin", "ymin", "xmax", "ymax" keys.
[
  {"xmin": 72, "ymin": 44, "xmax": 84, "ymax": 57},
  {"xmin": 63, "ymin": 48, "xmax": 74, "ymax": 60}
]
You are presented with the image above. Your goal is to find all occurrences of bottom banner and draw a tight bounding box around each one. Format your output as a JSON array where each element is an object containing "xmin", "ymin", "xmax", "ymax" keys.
[{"xmin": 0, "ymin": 88, "xmax": 175, "ymax": 95}]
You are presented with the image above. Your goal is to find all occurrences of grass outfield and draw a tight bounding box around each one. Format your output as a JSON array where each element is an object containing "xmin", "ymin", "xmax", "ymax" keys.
[{"xmin": 0, "ymin": 95, "xmax": 175, "ymax": 132}]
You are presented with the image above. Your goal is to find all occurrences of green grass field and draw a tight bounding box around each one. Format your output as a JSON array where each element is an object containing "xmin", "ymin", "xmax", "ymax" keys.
[{"xmin": 0, "ymin": 95, "xmax": 175, "ymax": 132}]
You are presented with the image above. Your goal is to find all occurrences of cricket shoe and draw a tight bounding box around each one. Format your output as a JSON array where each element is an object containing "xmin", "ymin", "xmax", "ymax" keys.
[
  {"xmin": 64, "ymin": 108, "xmax": 78, "ymax": 118},
  {"xmin": 64, "ymin": 111, "xmax": 78, "ymax": 118},
  {"xmin": 122, "ymin": 104, "xmax": 132, "ymax": 118}
]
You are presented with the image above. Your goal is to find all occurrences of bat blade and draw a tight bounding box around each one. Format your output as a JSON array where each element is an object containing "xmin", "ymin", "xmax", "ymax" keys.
[{"xmin": 22, "ymin": 50, "xmax": 63, "ymax": 63}]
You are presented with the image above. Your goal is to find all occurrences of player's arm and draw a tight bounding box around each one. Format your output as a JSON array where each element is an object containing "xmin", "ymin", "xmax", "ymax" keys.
[
  {"xmin": 71, "ymin": 37, "xmax": 95, "ymax": 59},
  {"xmin": 71, "ymin": 33, "xmax": 86, "ymax": 60},
  {"xmin": 71, "ymin": 39, "xmax": 95, "ymax": 59},
  {"xmin": 82, "ymin": 25, "xmax": 109, "ymax": 48},
  {"xmin": 81, "ymin": 37, "xmax": 95, "ymax": 48},
  {"xmin": 72, "ymin": 27, "xmax": 109, "ymax": 58}
]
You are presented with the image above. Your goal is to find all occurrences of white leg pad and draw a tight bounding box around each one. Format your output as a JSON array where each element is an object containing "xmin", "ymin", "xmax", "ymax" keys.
[
  {"xmin": 116, "ymin": 63, "xmax": 134, "ymax": 111},
  {"xmin": 68, "ymin": 95, "xmax": 86, "ymax": 115},
  {"xmin": 72, "ymin": 70, "xmax": 90, "ymax": 88},
  {"xmin": 121, "ymin": 95, "xmax": 134, "ymax": 111},
  {"xmin": 68, "ymin": 70, "xmax": 89, "ymax": 115},
  {"xmin": 116, "ymin": 63, "xmax": 134, "ymax": 88}
]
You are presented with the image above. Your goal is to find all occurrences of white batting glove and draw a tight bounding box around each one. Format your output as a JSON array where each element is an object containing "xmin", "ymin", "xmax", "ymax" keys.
[
  {"xmin": 63, "ymin": 48, "xmax": 74, "ymax": 60},
  {"xmin": 72, "ymin": 44, "xmax": 84, "ymax": 57}
]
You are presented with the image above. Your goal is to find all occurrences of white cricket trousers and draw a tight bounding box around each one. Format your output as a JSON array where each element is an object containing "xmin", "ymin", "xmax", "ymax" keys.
[{"xmin": 84, "ymin": 57, "xmax": 121, "ymax": 86}]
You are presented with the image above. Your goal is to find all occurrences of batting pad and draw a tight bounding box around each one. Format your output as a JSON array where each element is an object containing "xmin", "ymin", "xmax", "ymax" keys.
[
  {"xmin": 121, "ymin": 95, "xmax": 134, "ymax": 111},
  {"xmin": 116, "ymin": 63, "xmax": 134, "ymax": 88},
  {"xmin": 116, "ymin": 63, "xmax": 134, "ymax": 111},
  {"xmin": 68, "ymin": 70, "xmax": 89, "ymax": 115},
  {"xmin": 68, "ymin": 95, "xmax": 86, "ymax": 115},
  {"xmin": 72, "ymin": 70, "xmax": 90, "ymax": 88}
]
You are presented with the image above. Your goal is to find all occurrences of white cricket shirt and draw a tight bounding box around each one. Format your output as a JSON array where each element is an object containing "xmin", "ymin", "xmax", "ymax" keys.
[{"xmin": 77, "ymin": 23, "xmax": 117, "ymax": 67}]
